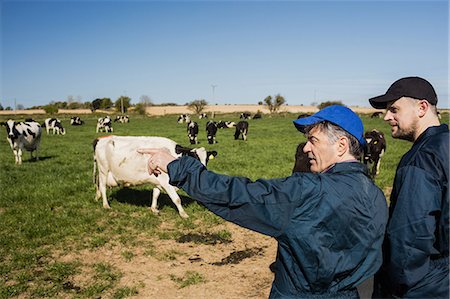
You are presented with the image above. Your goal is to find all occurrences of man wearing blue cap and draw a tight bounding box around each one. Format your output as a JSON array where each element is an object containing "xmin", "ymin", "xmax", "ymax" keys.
[
  {"xmin": 369, "ymin": 77, "xmax": 449, "ymax": 299},
  {"xmin": 138, "ymin": 105, "xmax": 388, "ymax": 298}
]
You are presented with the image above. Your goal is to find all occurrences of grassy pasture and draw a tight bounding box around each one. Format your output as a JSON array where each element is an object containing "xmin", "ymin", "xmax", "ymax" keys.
[{"xmin": 0, "ymin": 112, "xmax": 447, "ymax": 298}]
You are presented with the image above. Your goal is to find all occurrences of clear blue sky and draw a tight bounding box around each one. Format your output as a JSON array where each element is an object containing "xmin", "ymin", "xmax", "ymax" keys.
[{"xmin": 1, "ymin": 0, "xmax": 448, "ymax": 109}]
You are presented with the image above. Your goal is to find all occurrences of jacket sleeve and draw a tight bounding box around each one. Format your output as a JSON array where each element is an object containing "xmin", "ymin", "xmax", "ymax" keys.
[
  {"xmin": 387, "ymin": 165, "xmax": 443, "ymax": 295},
  {"xmin": 167, "ymin": 156, "xmax": 316, "ymax": 238}
]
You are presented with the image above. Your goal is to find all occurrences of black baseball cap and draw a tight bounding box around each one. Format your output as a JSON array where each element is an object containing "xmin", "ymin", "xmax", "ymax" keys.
[{"xmin": 369, "ymin": 76, "xmax": 438, "ymax": 109}]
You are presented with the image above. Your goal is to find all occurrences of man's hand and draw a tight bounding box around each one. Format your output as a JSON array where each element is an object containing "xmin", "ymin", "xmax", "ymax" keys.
[{"xmin": 137, "ymin": 148, "xmax": 177, "ymax": 176}]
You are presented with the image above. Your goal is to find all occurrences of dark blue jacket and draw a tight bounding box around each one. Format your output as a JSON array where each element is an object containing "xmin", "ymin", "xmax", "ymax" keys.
[
  {"xmin": 168, "ymin": 159, "xmax": 388, "ymax": 298},
  {"xmin": 373, "ymin": 124, "xmax": 449, "ymax": 298}
]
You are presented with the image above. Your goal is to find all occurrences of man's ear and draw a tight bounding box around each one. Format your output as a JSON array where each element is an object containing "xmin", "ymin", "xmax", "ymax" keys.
[
  {"xmin": 417, "ymin": 100, "xmax": 429, "ymax": 118},
  {"xmin": 337, "ymin": 136, "xmax": 349, "ymax": 157}
]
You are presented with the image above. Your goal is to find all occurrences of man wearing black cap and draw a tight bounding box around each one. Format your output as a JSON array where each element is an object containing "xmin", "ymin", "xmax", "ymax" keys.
[
  {"xmin": 369, "ymin": 76, "xmax": 449, "ymax": 298},
  {"xmin": 138, "ymin": 105, "xmax": 388, "ymax": 298}
]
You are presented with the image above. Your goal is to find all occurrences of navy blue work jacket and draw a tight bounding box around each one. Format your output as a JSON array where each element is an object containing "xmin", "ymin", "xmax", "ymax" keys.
[
  {"xmin": 373, "ymin": 124, "xmax": 449, "ymax": 299},
  {"xmin": 168, "ymin": 159, "xmax": 388, "ymax": 298}
]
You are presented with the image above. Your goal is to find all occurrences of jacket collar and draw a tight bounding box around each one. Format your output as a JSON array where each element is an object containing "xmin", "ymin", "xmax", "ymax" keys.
[
  {"xmin": 414, "ymin": 124, "xmax": 448, "ymax": 146},
  {"xmin": 325, "ymin": 161, "xmax": 369, "ymax": 176}
]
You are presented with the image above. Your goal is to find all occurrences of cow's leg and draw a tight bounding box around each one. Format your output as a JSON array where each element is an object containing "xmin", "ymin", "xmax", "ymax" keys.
[
  {"xmin": 375, "ymin": 149, "xmax": 385, "ymax": 176},
  {"xmin": 163, "ymin": 186, "xmax": 189, "ymax": 218},
  {"xmin": 98, "ymin": 173, "xmax": 110, "ymax": 208},
  {"xmin": 13, "ymin": 149, "xmax": 20, "ymax": 164},
  {"xmin": 150, "ymin": 187, "xmax": 161, "ymax": 215},
  {"xmin": 243, "ymin": 130, "xmax": 247, "ymax": 141},
  {"xmin": 17, "ymin": 148, "xmax": 23, "ymax": 165}
]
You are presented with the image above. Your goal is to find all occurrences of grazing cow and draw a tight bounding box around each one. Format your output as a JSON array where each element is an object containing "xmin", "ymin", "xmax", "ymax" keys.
[
  {"xmin": 93, "ymin": 135, "xmax": 218, "ymax": 218},
  {"xmin": 206, "ymin": 121, "xmax": 218, "ymax": 144},
  {"xmin": 234, "ymin": 121, "xmax": 249, "ymax": 141},
  {"xmin": 363, "ymin": 129, "xmax": 387, "ymax": 178},
  {"xmin": 70, "ymin": 116, "xmax": 84, "ymax": 126},
  {"xmin": 96, "ymin": 116, "xmax": 113, "ymax": 133},
  {"xmin": 217, "ymin": 121, "xmax": 236, "ymax": 129},
  {"xmin": 198, "ymin": 113, "xmax": 208, "ymax": 119},
  {"xmin": 253, "ymin": 113, "xmax": 262, "ymax": 119},
  {"xmin": 187, "ymin": 121, "xmax": 199, "ymax": 144},
  {"xmin": 114, "ymin": 115, "xmax": 130, "ymax": 123},
  {"xmin": 1, "ymin": 119, "xmax": 42, "ymax": 165},
  {"xmin": 297, "ymin": 113, "xmax": 311, "ymax": 119},
  {"xmin": 292, "ymin": 142, "xmax": 311, "ymax": 173},
  {"xmin": 44, "ymin": 118, "xmax": 66, "ymax": 135},
  {"xmin": 370, "ymin": 112, "xmax": 383, "ymax": 118},
  {"xmin": 240, "ymin": 112, "xmax": 251, "ymax": 119},
  {"xmin": 177, "ymin": 114, "xmax": 191, "ymax": 124}
]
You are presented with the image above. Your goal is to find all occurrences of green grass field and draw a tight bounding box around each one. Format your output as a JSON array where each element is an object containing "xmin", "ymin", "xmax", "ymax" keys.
[{"xmin": 0, "ymin": 112, "xmax": 447, "ymax": 298}]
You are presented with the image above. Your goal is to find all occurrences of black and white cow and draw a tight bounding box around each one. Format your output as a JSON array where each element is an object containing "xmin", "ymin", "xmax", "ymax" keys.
[
  {"xmin": 187, "ymin": 121, "xmax": 199, "ymax": 144},
  {"xmin": 93, "ymin": 135, "xmax": 218, "ymax": 218},
  {"xmin": 96, "ymin": 116, "xmax": 113, "ymax": 133},
  {"xmin": 199, "ymin": 113, "xmax": 208, "ymax": 119},
  {"xmin": 292, "ymin": 142, "xmax": 311, "ymax": 173},
  {"xmin": 217, "ymin": 121, "xmax": 236, "ymax": 129},
  {"xmin": 44, "ymin": 118, "xmax": 66, "ymax": 135},
  {"xmin": 234, "ymin": 121, "xmax": 249, "ymax": 141},
  {"xmin": 177, "ymin": 114, "xmax": 191, "ymax": 124},
  {"xmin": 206, "ymin": 121, "xmax": 218, "ymax": 144},
  {"xmin": 370, "ymin": 112, "xmax": 383, "ymax": 118},
  {"xmin": 70, "ymin": 116, "xmax": 84, "ymax": 126},
  {"xmin": 297, "ymin": 113, "xmax": 312, "ymax": 119},
  {"xmin": 253, "ymin": 113, "xmax": 262, "ymax": 119},
  {"xmin": 240, "ymin": 112, "xmax": 251, "ymax": 119},
  {"xmin": 114, "ymin": 115, "xmax": 130, "ymax": 123},
  {"xmin": 1, "ymin": 119, "xmax": 42, "ymax": 165},
  {"xmin": 363, "ymin": 129, "xmax": 386, "ymax": 178}
]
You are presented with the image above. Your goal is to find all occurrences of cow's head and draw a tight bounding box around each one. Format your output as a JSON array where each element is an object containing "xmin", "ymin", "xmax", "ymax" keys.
[
  {"xmin": 2, "ymin": 119, "xmax": 17, "ymax": 139},
  {"xmin": 175, "ymin": 144, "xmax": 217, "ymax": 166}
]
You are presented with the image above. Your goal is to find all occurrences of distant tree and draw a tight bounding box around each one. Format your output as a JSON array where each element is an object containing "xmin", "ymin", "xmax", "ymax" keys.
[
  {"xmin": 187, "ymin": 99, "xmax": 208, "ymax": 114},
  {"xmin": 68, "ymin": 101, "xmax": 82, "ymax": 109},
  {"xmin": 317, "ymin": 101, "xmax": 344, "ymax": 110},
  {"xmin": 0, "ymin": 103, "xmax": 3, "ymax": 110},
  {"xmin": 43, "ymin": 104, "xmax": 58, "ymax": 114},
  {"xmin": 16, "ymin": 104, "xmax": 25, "ymax": 110},
  {"xmin": 263, "ymin": 94, "xmax": 286, "ymax": 113},
  {"xmin": 92, "ymin": 98, "xmax": 102, "ymax": 111},
  {"xmin": 101, "ymin": 98, "xmax": 113, "ymax": 109},
  {"xmin": 139, "ymin": 95, "xmax": 153, "ymax": 106},
  {"xmin": 114, "ymin": 96, "xmax": 131, "ymax": 113},
  {"xmin": 135, "ymin": 95, "xmax": 153, "ymax": 115},
  {"xmin": 92, "ymin": 98, "xmax": 113, "ymax": 111},
  {"xmin": 258, "ymin": 101, "xmax": 263, "ymax": 105},
  {"xmin": 5, "ymin": 106, "xmax": 12, "ymax": 111}
]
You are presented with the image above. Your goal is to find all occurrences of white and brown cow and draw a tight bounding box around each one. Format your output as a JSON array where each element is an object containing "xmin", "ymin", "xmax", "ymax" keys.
[
  {"xmin": 363, "ymin": 129, "xmax": 386, "ymax": 178},
  {"xmin": 93, "ymin": 135, "xmax": 217, "ymax": 218},
  {"xmin": 96, "ymin": 116, "xmax": 113, "ymax": 133},
  {"xmin": 234, "ymin": 121, "xmax": 249, "ymax": 141},
  {"xmin": 44, "ymin": 118, "xmax": 66, "ymax": 135},
  {"xmin": 1, "ymin": 119, "xmax": 42, "ymax": 165}
]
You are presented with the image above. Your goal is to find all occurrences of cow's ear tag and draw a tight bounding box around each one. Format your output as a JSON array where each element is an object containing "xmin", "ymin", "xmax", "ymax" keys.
[
  {"xmin": 374, "ymin": 141, "xmax": 378, "ymax": 144},
  {"xmin": 209, "ymin": 154, "xmax": 215, "ymax": 160}
]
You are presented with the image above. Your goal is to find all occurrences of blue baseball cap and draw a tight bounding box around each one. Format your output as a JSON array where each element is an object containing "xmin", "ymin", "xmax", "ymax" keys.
[{"xmin": 293, "ymin": 105, "xmax": 365, "ymax": 145}]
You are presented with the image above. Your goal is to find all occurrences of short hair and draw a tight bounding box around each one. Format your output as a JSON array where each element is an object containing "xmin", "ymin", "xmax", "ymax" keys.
[{"xmin": 304, "ymin": 121, "xmax": 363, "ymax": 159}]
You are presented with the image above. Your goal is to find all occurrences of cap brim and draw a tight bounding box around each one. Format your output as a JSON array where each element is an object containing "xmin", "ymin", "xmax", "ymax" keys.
[
  {"xmin": 293, "ymin": 115, "xmax": 323, "ymax": 132},
  {"xmin": 369, "ymin": 93, "xmax": 400, "ymax": 109}
]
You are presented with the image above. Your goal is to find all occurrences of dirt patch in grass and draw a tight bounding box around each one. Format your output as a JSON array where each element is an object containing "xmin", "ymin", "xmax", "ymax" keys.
[{"xmin": 59, "ymin": 222, "xmax": 276, "ymax": 298}]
